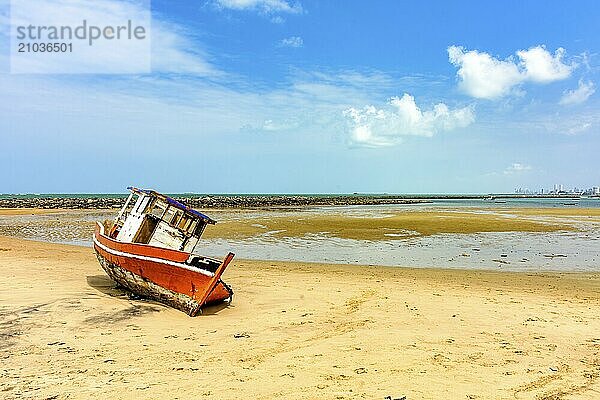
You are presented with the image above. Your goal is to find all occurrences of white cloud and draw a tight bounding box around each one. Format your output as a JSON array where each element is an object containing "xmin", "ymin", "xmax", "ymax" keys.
[
  {"xmin": 504, "ymin": 163, "xmax": 531, "ymax": 175},
  {"xmin": 9, "ymin": 0, "xmax": 150, "ymax": 73},
  {"xmin": 0, "ymin": 67, "xmax": 393, "ymax": 149},
  {"xmin": 560, "ymin": 80, "xmax": 595, "ymax": 105},
  {"xmin": 517, "ymin": 46, "xmax": 574, "ymax": 83},
  {"xmin": 6, "ymin": 0, "xmax": 217, "ymax": 75},
  {"xmin": 448, "ymin": 46, "xmax": 522, "ymax": 99},
  {"xmin": 566, "ymin": 122, "xmax": 592, "ymax": 135},
  {"xmin": 279, "ymin": 36, "xmax": 303, "ymax": 48},
  {"xmin": 215, "ymin": 0, "xmax": 302, "ymax": 14},
  {"xmin": 448, "ymin": 45, "xmax": 575, "ymax": 99},
  {"xmin": 151, "ymin": 19, "xmax": 220, "ymax": 75},
  {"xmin": 343, "ymin": 94, "xmax": 475, "ymax": 147}
]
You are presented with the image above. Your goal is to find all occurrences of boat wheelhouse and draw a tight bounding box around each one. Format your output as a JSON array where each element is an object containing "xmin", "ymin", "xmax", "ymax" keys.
[{"xmin": 93, "ymin": 187, "xmax": 234, "ymax": 316}]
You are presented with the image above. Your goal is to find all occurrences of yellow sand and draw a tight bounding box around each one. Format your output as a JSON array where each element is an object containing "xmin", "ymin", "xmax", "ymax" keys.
[
  {"xmin": 0, "ymin": 208, "xmax": 65, "ymax": 216},
  {"xmin": 1, "ymin": 236, "xmax": 599, "ymax": 399},
  {"xmin": 502, "ymin": 207, "xmax": 600, "ymax": 223},
  {"xmin": 202, "ymin": 211, "xmax": 576, "ymax": 240},
  {"xmin": 506, "ymin": 207, "xmax": 600, "ymax": 217}
]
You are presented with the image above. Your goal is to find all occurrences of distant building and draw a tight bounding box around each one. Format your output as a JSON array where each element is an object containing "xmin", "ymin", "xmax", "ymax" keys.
[{"xmin": 515, "ymin": 184, "xmax": 597, "ymax": 196}]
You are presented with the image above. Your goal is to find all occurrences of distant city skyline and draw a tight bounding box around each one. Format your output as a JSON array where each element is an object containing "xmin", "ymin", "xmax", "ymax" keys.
[
  {"xmin": 1, "ymin": 1, "xmax": 599, "ymax": 194},
  {"xmin": 515, "ymin": 184, "xmax": 600, "ymax": 196}
]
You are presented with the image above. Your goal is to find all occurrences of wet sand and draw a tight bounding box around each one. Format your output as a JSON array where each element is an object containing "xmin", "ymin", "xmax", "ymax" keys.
[
  {"xmin": 1, "ymin": 235, "xmax": 600, "ymax": 399},
  {"xmin": 2, "ymin": 207, "xmax": 597, "ymax": 272},
  {"xmin": 202, "ymin": 210, "xmax": 577, "ymax": 241}
]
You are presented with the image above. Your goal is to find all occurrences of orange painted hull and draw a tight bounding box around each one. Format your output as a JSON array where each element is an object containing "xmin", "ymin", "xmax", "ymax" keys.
[{"xmin": 93, "ymin": 223, "xmax": 233, "ymax": 316}]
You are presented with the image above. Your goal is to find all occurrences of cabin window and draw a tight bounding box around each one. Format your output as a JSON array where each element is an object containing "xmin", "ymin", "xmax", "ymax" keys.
[
  {"xmin": 160, "ymin": 207, "xmax": 200, "ymax": 234},
  {"xmin": 188, "ymin": 220, "xmax": 198, "ymax": 234},
  {"xmin": 133, "ymin": 195, "xmax": 152, "ymax": 214},
  {"xmin": 150, "ymin": 201, "xmax": 166, "ymax": 219},
  {"xmin": 177, "ymin": 215, "xmax": 197, "ymax": 232},
  {"xmin": 171, "ymin": 211, "xmax": 183, "ymax": 227},
  {"xmin": 163, "ymin": 207, "xmax": 176, "ymax": 224},
  {"xmin": 178, "ymin": 216, "xmax": 190, "ymax": 231}
]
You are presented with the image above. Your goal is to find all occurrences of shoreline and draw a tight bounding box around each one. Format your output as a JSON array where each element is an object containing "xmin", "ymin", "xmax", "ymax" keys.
[
  {"xmin": 3, "ymin": 233, "xmax": 600, "ymax": 277},
  {"xmin": 1, "ymin": 206, "xmax": 599, "ymax": 273},
  {"xmin": 2, "ymin": 234, "xmax": 600, "ymax": 293}
]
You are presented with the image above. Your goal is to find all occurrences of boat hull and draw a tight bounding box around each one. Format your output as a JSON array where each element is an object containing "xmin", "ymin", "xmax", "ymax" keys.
[{"xmin": 93, "ymin": 223, "xmax": 233, "ymax": 316}]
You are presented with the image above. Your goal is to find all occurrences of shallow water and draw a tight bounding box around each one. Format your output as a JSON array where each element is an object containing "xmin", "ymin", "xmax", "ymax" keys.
[
  {"xmin": 197, "ymin": 230, "xmax": 600, "ymax": 272},
  {"xmin": 1, "ymin": 202, "xmax": 599, "ymax": 272}
]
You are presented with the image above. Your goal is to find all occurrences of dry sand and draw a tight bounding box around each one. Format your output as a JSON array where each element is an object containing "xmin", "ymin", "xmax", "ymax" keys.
[
  {"xmin": 0, "ymin": 209, "xmax": 65, "ymax": 216},
  {"xmin": 1, "ymin": 235, "xmax": 600, "ymax": 399}
]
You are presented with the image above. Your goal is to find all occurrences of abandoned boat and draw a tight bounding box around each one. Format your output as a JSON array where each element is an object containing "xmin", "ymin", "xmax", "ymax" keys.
[{"xmin": 93, "ymin": 187, "xmax": 234, "ymax": 316}]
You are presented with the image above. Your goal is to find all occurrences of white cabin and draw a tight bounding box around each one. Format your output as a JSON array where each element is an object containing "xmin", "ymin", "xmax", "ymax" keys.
[{"xmin": 110, "ymin": 187, "xmax": 215, "ymax": 253}]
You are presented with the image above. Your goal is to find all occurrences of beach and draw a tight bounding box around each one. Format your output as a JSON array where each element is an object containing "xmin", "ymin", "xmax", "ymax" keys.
[
  {"xmin": 4, "ymin": 0, "xmax": 599, "ymax": 398},
  {"xmin": 1, "ymin": 206, "xmax": 600, "ymax": 399}
]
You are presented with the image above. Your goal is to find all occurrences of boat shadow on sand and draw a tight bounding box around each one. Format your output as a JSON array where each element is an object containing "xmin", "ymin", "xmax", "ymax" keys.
[{"xmin": 86, "ymin": 275, "xmax": 230, "ymax": 316}]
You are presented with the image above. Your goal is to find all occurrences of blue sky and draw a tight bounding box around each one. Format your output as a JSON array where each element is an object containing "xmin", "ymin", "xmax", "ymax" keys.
[{"xmin": 1, "ymin": 0, "xmax": 599, "ymax": 194}]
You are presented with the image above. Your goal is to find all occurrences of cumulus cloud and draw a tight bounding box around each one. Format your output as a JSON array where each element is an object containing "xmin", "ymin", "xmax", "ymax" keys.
[
  {"xmin": 343, "ymin": 94, "xmax": 475, "ymax": 147},
  {"xmin": 448, "ymin": 46, "xmax": 522, "ymax": 99},
  {"xmin": 517, "ymin": 46, "xmax": 573, "ymax": 83},
  {"xmin": 279, "ymin": 36, "xmax": 303, "ymax": 48},
  {"xmin": 504, "ymin": 163, "xmax": 532, "ymax": 175},
  {"xmin": 560, "ymin": 80, "xmax": 595, "ymax": 105},
  {"xmin": 448, "ymin": 45, "xmax": 575, "ymax": 99},
  {"xmin": 214, "ymin": 0, "xmax": 302, "ymax": 14}
]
